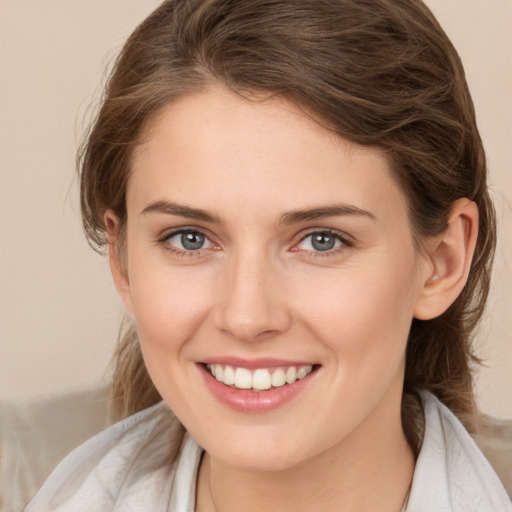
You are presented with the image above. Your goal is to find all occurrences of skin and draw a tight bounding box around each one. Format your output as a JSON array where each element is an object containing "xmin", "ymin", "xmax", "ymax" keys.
[{"xmin": 107, "ymin": 86, "xmax": 478, "ymax": 511}]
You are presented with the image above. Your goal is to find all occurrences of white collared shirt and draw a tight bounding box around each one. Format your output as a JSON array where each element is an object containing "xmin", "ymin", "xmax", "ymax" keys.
[{"xmin": 25, "ymin": 391, "xmax": 512, "ymax": 511}]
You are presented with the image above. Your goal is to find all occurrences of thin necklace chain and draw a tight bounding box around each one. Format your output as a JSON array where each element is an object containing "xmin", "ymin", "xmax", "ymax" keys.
[
  {"xmin": 203, "ymin": 456, "xmax": 412, "ymax": 512},
  {"xmin": 400, "ymin": 488, "xmax": 411, "ymax": 512}
]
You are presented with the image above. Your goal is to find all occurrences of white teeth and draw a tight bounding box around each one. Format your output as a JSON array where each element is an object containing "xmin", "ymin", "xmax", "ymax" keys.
[
  {"xmin": 214, "ymin": 364, "xmax": 223, "ymax": 382},
  {"xmin": 271, "ymin": 368, "xmax": 286, "ymax": 387},
  {"xmin": 285, "ymin": 366, "xmax": 297, "ymax": 384},
  {"xmin": 297, "ymin": 365, "xmax": 312, "ymax": 379},
  {"xmin": 207, "ymin": 364, "xmax": 314, "ymax": 390},
  {"xmin": 223, "ymin": 365, "xmax": 235, "ymax": 385},
  {"xmin": 234, "ymin": 368, "xmax": 252, "ymax": 389},
  {"xmin": 253, "ymin": 369, "xmax": 272, "ymax": 390}
]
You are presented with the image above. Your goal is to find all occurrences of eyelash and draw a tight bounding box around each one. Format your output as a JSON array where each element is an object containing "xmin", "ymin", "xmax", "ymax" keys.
[
  {"xmin": 157, "ymin": 228, "xmax": 353, "ymax": 259},
  {"xmin": 157, "ymin": 228, "xmax": 218, "ymax": 259},
  {"xmin": 294, "ymin": 229, "xmax": 353, "ymax": 259}
]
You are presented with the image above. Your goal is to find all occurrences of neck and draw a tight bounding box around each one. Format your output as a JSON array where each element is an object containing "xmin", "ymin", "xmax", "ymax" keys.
[{"xmin": 196, "ymin": 394, "xmax": 414, "ymax": 512}]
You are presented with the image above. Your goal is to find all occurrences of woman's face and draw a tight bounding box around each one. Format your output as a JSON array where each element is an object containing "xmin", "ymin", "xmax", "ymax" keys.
[{"xmin": 115, "ymin": 86, "xmax": 431, "ymax": 471}]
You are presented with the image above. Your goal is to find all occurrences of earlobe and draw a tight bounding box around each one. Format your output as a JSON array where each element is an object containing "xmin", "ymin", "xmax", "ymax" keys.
[
  {"xmin": 414, "ymin": 199, "xmax": 479, "ymax": 320},
  {"xmin": 105, "ymin": 210, "xmax": 134, "ymax": 315}
]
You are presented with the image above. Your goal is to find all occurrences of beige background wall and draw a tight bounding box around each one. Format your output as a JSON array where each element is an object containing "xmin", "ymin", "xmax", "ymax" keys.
[{"xmin": 1, "ymin": 1, "xmax": 511, "ymax": 418}]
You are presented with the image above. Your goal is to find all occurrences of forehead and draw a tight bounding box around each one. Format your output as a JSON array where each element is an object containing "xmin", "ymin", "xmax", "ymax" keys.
[{"xmin": 128, "ymin": 87, "xmax": 408, "ymax": 226}]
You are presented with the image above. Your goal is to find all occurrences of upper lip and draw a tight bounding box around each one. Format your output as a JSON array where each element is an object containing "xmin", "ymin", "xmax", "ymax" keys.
[{"xmin": 199, "ymin": 356, "xmax": 317, "ymax": 369}]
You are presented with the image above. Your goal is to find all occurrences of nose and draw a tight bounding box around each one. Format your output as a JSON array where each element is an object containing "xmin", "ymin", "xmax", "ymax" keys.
[{"xmin": 214, "ymin": 250, "xmax": 292, "ymax": 342}]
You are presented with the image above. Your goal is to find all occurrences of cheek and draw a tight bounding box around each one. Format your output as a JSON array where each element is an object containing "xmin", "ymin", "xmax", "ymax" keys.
[
  {"xmin": 128, "ymin": 258, "xmax": 216, "ymax": 354},
  {"xmin": 294, "ymin": 253, "xmax": 419, "ymax": 363},
  {"xmin": 127, "ymin": 262, "xmax": 218, "ymax": 411}
]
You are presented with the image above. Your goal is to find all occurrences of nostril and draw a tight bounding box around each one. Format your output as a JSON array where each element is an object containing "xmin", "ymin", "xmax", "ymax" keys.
[{"xmin": 214, "ymin": 296, "xmax": 292, "ymax": 342}]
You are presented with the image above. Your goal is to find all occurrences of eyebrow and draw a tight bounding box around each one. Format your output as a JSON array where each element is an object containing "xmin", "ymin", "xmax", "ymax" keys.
[
  {"xmin": 141, "ymin": 201, "xmax": 223, "ymax": 224},
  {"xmin": 279, "ymin": 205, "xmax": 376, "ymax": 225},
  {"xmin": 141, "ymin": 200, "xmax": 375, "ymax": 225}
]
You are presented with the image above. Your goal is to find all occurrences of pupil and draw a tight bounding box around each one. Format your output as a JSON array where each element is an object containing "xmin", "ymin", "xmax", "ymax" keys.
[
  {"xmin": 181, "ymin": 232, "xmax": 204, "ymax": 250},
  {"xmin": 312, "ymin": 233, "xmax": 335, "ymax": 251}
]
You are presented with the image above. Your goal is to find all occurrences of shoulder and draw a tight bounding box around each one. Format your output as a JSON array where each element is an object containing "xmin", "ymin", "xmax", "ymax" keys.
[
  {"xmin": 406, "ymin": 391, "xmax": 512, "ymax": 511},
  {"xmin": 24, "ymin": 401, "xmax": 186, "ymax": 512}
]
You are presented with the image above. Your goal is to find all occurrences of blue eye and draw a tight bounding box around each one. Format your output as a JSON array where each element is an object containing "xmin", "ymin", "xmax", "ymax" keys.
[
  {"xmin": 165, "ymin": 230, "xmax": 214, "ymax": 251},
  {"xmin": 297, "ymin": 231, "xmax": 345, "ymax": 252}
]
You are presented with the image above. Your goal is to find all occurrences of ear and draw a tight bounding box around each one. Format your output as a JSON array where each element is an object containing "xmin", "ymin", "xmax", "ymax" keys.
[
  {"xmin": 413, "ymin": 199, "xmax": 479, "ymax": 320},
  {"xmin": 105, "ymin": 210, "xmax": 134, "ymax": 315}
]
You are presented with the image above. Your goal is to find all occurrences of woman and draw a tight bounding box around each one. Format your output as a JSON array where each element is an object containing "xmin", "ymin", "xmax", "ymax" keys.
[{"xmin": 25, "ymin": 0, "xmax": 511, "ymax": 510}]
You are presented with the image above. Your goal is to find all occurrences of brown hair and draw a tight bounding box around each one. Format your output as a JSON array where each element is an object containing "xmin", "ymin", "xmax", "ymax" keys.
[{"xmin": 79, "ymin": 0, "xmax": 496, "ymax": 451}]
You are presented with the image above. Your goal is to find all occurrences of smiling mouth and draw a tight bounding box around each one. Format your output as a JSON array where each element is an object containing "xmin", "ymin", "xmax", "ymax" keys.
[{"xmin": 204, "ymin": 363, "xmax": 316, "ymax": 391}]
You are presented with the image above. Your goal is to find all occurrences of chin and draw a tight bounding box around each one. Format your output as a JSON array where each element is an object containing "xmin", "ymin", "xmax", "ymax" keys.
[{"xmin": 195, "ymin": 424, "xmax": 315, "ymax": 473}]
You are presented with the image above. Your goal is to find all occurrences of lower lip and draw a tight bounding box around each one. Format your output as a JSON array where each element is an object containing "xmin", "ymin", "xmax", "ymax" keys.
[{"xmin": 197, "ymin": 364, "xmax": 318, "ymax": 413}]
